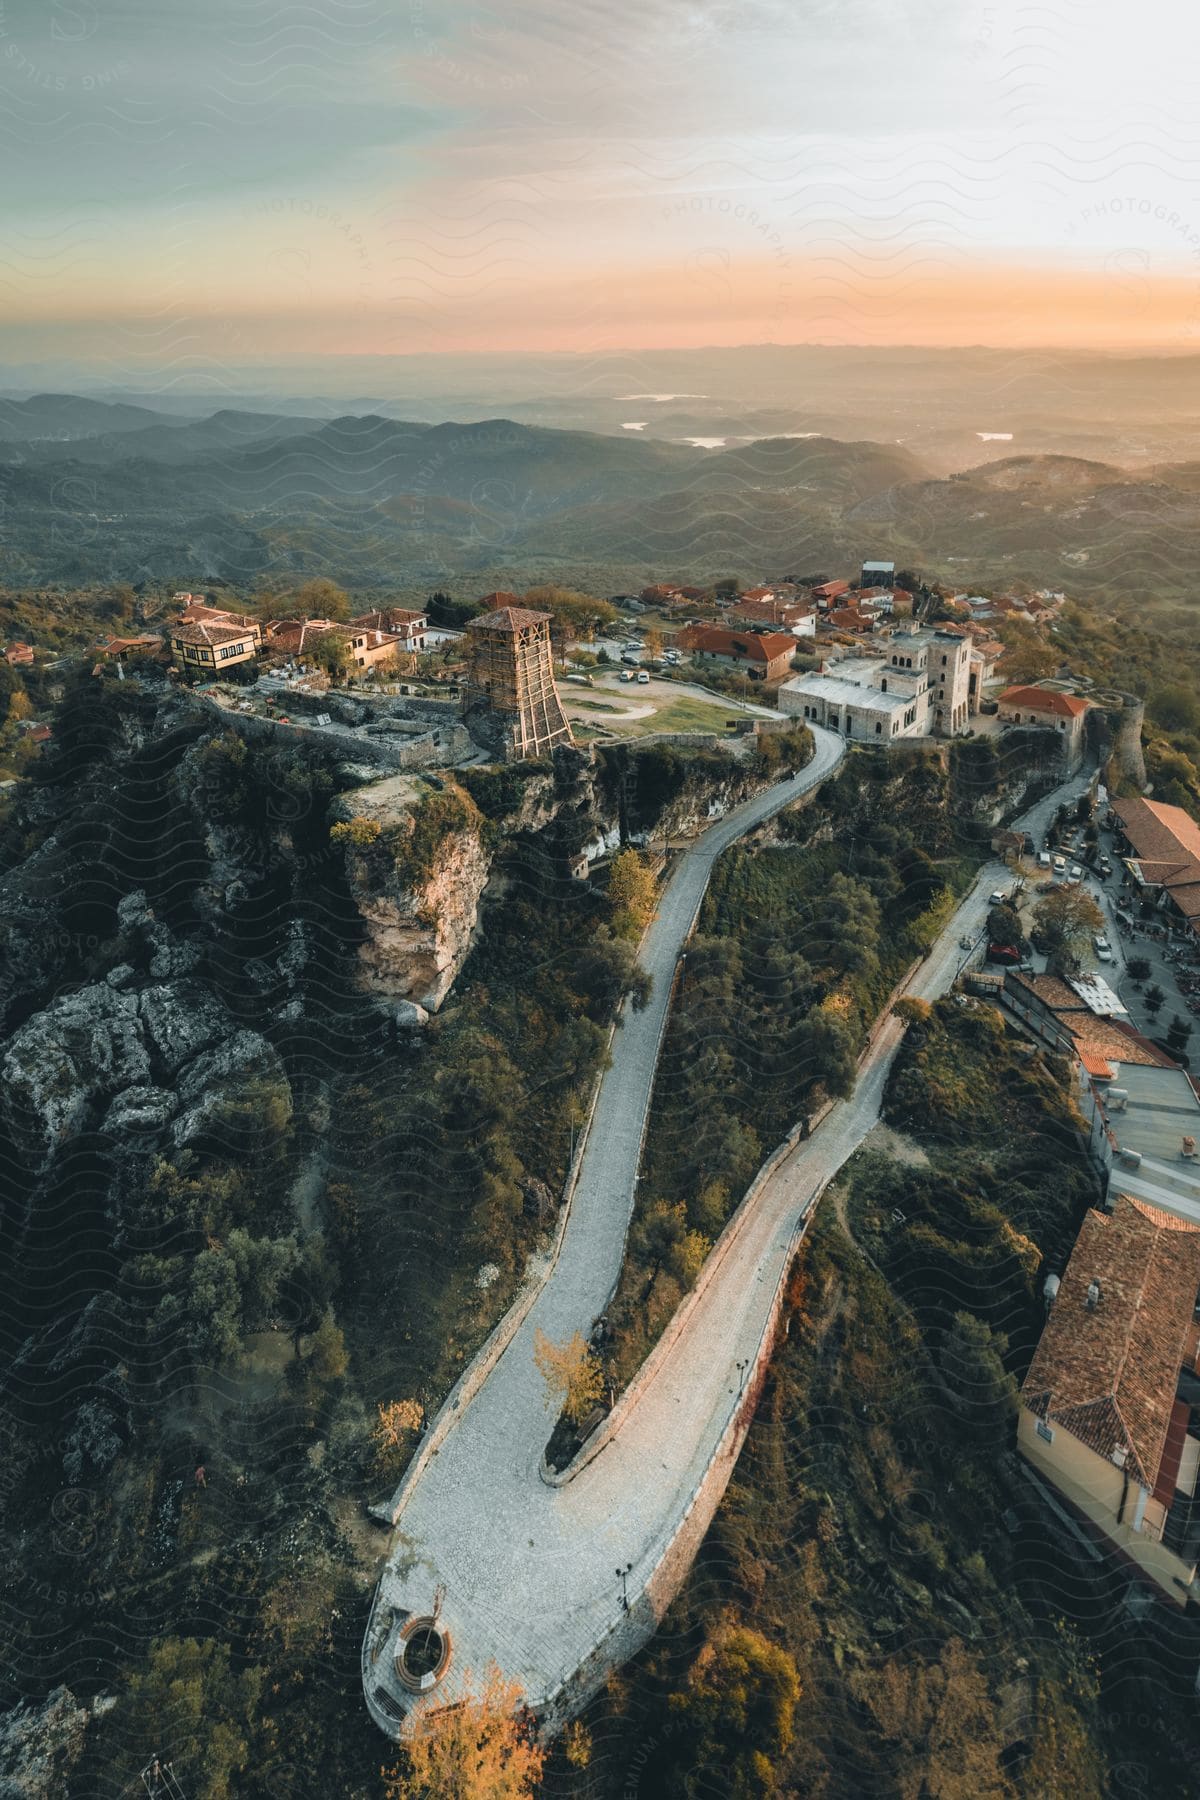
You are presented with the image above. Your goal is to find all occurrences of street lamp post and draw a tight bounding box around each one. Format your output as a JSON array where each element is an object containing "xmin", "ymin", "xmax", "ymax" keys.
[
  {"xmin": 736, "ymin": 1358, "xmax": 750, "ymax": 1395},
  {"xmin": 616, "ymin": 1562, "xmax": 632, "ymax": 1611}
]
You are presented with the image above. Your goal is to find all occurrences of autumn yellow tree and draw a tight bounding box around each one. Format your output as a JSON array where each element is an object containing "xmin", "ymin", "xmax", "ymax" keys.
[
  {"xmin": 291, "ymin": 576, "xmax": 351, "ymax": 622},
  {"xmin": 608, "ymin": 849, "xmax": 657, "ymax": 940},
  {"xmin": 533, "ymin": 1328, "xmax": 605, "ymax": 1425},
  {"xmin": 382, "ymin": 1664, "xmax": 544, "ymax": 1800},
  {"xmin": 372, "ymin": 1398, "xmax": 425, "ymax": 1481},
  {"xmin": 644, "ymin": 626, "xmax": 664, "ymax": 662}
]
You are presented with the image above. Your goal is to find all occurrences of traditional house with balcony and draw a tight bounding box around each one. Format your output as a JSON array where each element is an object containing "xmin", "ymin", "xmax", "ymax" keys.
[{"xmin": 170, "ymin": 619, "xmax": 258, "ymax": 674}]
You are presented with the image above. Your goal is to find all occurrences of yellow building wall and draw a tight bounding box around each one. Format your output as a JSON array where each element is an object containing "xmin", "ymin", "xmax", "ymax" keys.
[{"xmin": 1018, "ymin": 1410, "xmax": 1195, "ymax": 1603}]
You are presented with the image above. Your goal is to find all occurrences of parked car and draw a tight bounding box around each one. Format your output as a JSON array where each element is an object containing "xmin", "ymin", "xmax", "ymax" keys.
[
  {"xmin": 1095, "ymin": 943, "xmax": 1114, "ymax": 963},
  {"xmin": 989, "ymin": 889, "xmax": 1009, "ymax": 907},
  {"xmin": 1069, "ymin": 864, "xmax": 1083, "ymax": 881},
  {"xmin": 1023, "ymin": 833, "xmax": 1036, "ymax": 854},
  {"xmin": 987, "ymin": 942, "xmax": 1021, "ymax": 965},
  {"xmin": 619, "ymin": 670, "xmax": 635, "ymax": 683},
  {"xmin": 1037, "ymin": 851, "xmax": 1052, "ymax": 868},
  {"xmin": 1099, "ymin": 857, "xmax": 1113, "ymax": 876},
  {"xmin": 636, "ymin": 670, "xmax": 650, "ymax": 685},
  {"xmin": 1053, "ymin": 855, "xmax": 1066, "ymax": 873}
]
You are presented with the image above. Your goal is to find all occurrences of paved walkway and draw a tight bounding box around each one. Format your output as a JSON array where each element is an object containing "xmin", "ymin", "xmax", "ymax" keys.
[{"xmin": 363, "ymin": 756, "xmax": 1080, "ymax": 1735}]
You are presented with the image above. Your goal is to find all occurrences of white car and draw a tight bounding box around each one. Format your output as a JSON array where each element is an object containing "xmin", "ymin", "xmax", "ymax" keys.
[
  {"xmin": 619, "ymin": 670, "xmax": 635, "ymax": 683},
  {"xmin": 636, "ymin": 670, "xmax": 650, "ymax": 684},
  {"xmin": 1069, "ymin": 864, "xmax": 1083, "ymax": 881},
  {"xmin": 1095, "ymin": 943, "xmax": 1114, "ymax": 962},
  {"xmin": 989, "ymin": 890, "xmax": 1008, "ymax": 907},
  {"xmin": 1053, "ymin": 855, "xmax": 1066, "ymax": 873},
  {"xmin": 1037, "ymin": 851, "xmax": 1052, "ymax": 868}
]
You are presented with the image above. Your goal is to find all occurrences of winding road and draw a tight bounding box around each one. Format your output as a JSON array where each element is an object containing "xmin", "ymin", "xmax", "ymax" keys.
[{"xmin": 363, "ymin": 736, "xmax": 1082, "ymax": 1736}]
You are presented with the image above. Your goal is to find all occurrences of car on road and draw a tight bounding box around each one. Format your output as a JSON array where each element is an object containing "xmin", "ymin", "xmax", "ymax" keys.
[
  {"xmin": 1037, "ymin": 850, "xmax": 1052, "ymax": 868},
  {"xmin": 989, "ymin": 889, "xmax": 1009, "ymax": 907},
  {"xmin": 1093, "ymin": 934, "xmax": 1113, "ymax": 962},
  {"xmin": 1099, "ymin": 857, "xmax": 1113, "ymax": 876}
]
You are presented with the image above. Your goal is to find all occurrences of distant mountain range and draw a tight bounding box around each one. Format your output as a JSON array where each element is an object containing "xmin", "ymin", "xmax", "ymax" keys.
[{"xmin": 0, "ymin": 393, "xmax": 1197, "ymax": 601}]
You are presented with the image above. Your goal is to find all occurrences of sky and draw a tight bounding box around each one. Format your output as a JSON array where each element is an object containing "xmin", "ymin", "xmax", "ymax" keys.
[{"xmin": 3, "ymin": 0, "xmax": 1200, "ymax": 377}]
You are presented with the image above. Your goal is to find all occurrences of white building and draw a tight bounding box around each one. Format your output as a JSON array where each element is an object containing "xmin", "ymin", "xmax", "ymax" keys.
[
  {"xmin": 779, "ymin": 655, "xmax": 932, "ymax": 742},
  {"xmin": 882, "ymin": 628, "xmax": 971, "ymax": 735}
]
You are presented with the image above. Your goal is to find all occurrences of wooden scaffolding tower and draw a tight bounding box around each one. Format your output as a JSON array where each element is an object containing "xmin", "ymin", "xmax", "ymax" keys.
[{"xmin": 463, "ymin": 606, "xmax": 575, "ymax": 761}]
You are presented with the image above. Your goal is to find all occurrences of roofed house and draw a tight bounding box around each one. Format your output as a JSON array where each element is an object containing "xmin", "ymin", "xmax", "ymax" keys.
[
  {"xmin": 810, "ymin": 579, "xmax": 850, "ymax": 607},
  {"xmin": 730, "ymin": 595, "xmax": 816, "ymax": 635},
  {"xmin": 177, "ymin": 601, "xmax": 262, "ymax": 648},
  {"xmin": 4, "ymin": 643, "xmax": 34, "ymax": 666},
  {"xmin": 94, "ymin": 634, "xmax": 165, "ymax": 663},
  {"xmin": 1019, "ymin": 1193, "xmax": 1200, "ymax": 1606},
  {"xmin": 350, "ymin": 608, "xmax": 427, "ymax": 651},
  {"xmin": 825, "ymin": 606, "xmax": 874, "ymax": 635},
  {"xmin": 170, "ymin": 618, "xmax": 258, "ymax": 674},
  {"xmin": 675, "ymin": 625, "xmax": 797, "ymax": 684},
  {"xmin": 997, "ymin": 684, "xmax": 1090, "ymax": 765},
  {"xmin": 1112, "ymin": 798, "xmax": 1200, "ymax": 940}
]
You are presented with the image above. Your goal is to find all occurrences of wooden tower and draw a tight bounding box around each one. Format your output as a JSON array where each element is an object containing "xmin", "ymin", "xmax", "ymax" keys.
[{"xmin": 463, "ymin": 606, "xmax": 575, "ymax": 761}]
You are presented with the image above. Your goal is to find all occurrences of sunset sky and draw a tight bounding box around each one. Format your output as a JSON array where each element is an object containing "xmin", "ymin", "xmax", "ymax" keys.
[{"xmin": 3, "ymin": 0, "xmax": 1200, "ymax": 373}]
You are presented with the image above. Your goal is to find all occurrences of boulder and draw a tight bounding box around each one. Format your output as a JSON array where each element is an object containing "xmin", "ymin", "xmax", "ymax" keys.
[
  {"xmin": 102, "ymin": 1085, "xmax": 178, "ymax": 1138},
  {"xmin": 171, "ymin": 1030, "xmax": 293, "ymax": 1151},
  {"xmin": 394, "ymin": 999, "xmax": 430, "ymax": 1032},
  {"xmin": 137, "ymin": 980, "xmax": 225, "ymax": 1075},
  {"xmin": 1, "ymin": 986, "xmax": 151, "ymax": 1171}
]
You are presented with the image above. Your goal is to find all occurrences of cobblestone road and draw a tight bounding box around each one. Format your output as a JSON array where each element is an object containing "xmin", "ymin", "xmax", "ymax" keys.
[{"xmin": 364, "ymin": 755, "xmax": 1080, "ymax": 1736}]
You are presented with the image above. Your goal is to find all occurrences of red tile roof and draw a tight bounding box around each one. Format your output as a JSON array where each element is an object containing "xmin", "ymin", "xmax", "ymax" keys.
[
  {"xmin": 4, "ymin": 643, "xmax": 34, "ymax": 664},
  {"xmin": 677, "ymin": 626, "xmax": 796, "ymax": 663},
  {"xmin": 998, "ymin": 685, "xmax": 1089, "ymax": 718},
  {"xmin": 811, "ymin": 580, "xmax": 850, "ymax": 601},
  {"xmin": 172, "ymin": 620, "xmax": 257, "ymax": 647},
  {"xmin": 466, "ymin": 606, "xmax": 551, "ymax": 633},
  {"xmin": 1022, "ymin": 1194, "xmax": 1200, "ymax": 1489}
]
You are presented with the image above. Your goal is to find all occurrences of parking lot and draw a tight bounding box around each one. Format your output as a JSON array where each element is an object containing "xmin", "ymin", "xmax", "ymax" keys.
[{"xmin": 997, "ymin": 807, "xmax": 1200, "ymax": 1053}]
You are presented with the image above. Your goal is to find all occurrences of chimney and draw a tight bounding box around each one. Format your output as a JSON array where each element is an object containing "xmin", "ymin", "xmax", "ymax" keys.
[{"xmin": 1085, "ymin": 1278, "xmax": 1102, "ymax": 1311}]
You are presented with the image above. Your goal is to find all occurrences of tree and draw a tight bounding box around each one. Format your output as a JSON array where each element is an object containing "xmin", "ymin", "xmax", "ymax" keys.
[
  {"xmin": 987, "ymin": 903, "xmax": 1021, "ymax": 949},
  {"xmin": 938, "ymin": 1311, "xmax": 1017, "ymax": 1448},
  {"xmin": 306, "ymin": 1309, "xmax": 348, "ymax": 1386},
  {"xmin": 644, "ymin": 626, "xmax": 664, "ymax": 661},
  {"xmin": 291, "ymin": 577, "xmax": 350, "ymax": 621},
  {"xmin": 304, "ymin": 630, "xmax": 350, "ymax": 679},
  {"xmin": 1031, "ymin": 887, "xmax": 1103, "ymax": 970},
  {"xmin": 382, "ymin": 1664, "xmax": 544, "ymax": 1800},
  {"xmin": 1166, "ymin": 1015, "xmax": 1192, "ymax": 1056},
  {"xmin": 666, "ymin": 1625, "xmax": 801, "ymax": 1800},
  {"xmin": 893, "ymin": 996, "xmax": 932, "ymax": 1030},
  {"xmin": 121, "ymin": 1637, "xmax": 263, "ymax": 1800},
  {"xmin": 372, "ymin": 1399, "xmax": 425, "ymax": 1482},
  {"xmin": 523, "ymin": 585, "xmax": 618, "ymax": 658},
  {"xmin": 1145, "ymin": 982, "xmax": 1166, "ymax": 1017},
  {"xmin": 608, "ymin": 849, "xmax": 657, "ymax": 939},
  {"xmin": 1127, "ymin": 954, "xmax": 1151, "ymax": 982},
  {"xmin": 533, "ymin": 1328, "xmax": 605, "ymax": 1425}
]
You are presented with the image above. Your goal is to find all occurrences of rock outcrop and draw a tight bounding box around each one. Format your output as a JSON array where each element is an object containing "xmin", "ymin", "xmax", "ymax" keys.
[{"xmin": 1, "ymin": 973, "xmax": 290, "ymax": 1174}]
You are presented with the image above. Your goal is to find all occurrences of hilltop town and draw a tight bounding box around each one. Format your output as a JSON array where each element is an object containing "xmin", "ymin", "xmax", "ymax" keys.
[{"xmin": 2, "ymin": 552, "xmax": 1200, "ymax": 1799}]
